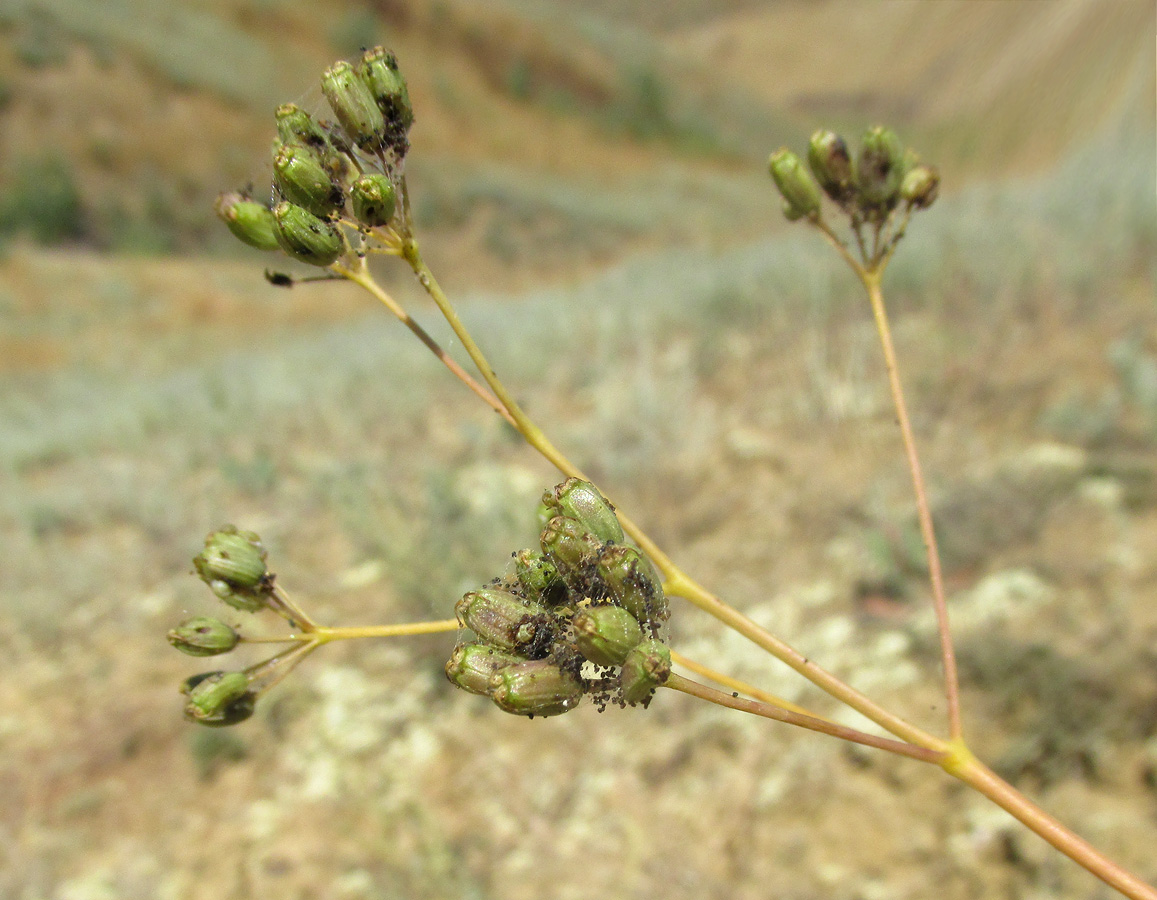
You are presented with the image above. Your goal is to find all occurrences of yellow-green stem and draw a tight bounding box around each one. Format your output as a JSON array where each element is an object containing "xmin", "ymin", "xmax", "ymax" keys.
[
  {"xmin": 944, "ymin": 745, "xmax": 1157, "ymax": 900},
  {"xmin": 859, "ymin": 266, "xmax": 961, "ymax": 740},
  {"xmin": 670, "ymin": 650, "xmax": 829, "ymax": 722},
  {"xmin": 311, "ymin": 619, "xmax": 459, "ymax": 644},
  {"xmin": 245, "ymin": 619, "xmax": 460, "ymax": 646},
  {"xmin": 665, "ymin": 674, "xmax": 944, "ymax": 763}
]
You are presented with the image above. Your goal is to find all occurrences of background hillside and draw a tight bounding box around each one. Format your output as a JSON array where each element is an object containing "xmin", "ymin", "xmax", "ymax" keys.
[{"xmin": 1, "ymin": 2, "xmax": 1155, "ymax": 899}]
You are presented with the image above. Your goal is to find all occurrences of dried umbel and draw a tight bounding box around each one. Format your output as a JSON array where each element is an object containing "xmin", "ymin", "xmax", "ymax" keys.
[
  {"xmin": 446, "ymin": 479, "xmax": 671, "ymax": 717},
  {"xmin": 771, "ymin": 126, "xmax": 939, "ymax": 271},
  {"xmin": 215, "ymin": 45, "xmax": 416, "ymax": 271}
]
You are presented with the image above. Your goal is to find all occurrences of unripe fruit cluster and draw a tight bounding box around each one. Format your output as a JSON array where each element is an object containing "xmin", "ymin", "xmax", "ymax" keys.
[
  {"xmin": 169, "ymin": 525, "xmax": 278, "ymax": 726},
  {"xmin": 769, "ymin": 126, "xmax": 939, "ymax": 223},
  {"xmin": 446, "ymin": 479, "xmax": 672, "ymax": 717},
  {"xmin": 214, "ymin": 46, "xmax": 415, "ymax": 266}
]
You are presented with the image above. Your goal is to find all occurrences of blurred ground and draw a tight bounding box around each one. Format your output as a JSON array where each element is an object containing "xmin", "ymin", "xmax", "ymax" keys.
[{"xmin": 1, "ymin": 1, "xmax": 1155, "ymax": 899}]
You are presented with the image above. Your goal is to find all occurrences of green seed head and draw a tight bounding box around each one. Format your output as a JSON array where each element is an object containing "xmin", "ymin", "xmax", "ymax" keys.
[
  {"xmin": 445, "ymin": 642, "xmax": 526, "ymax": 696},
  {"xmin": 349, "ymin": 173, "xmax": 397, "ymax": 228},
  {"xmin": 619, "ymin": 638, "xmax": 671, "ymax": 707},
  {"xmin": 272, "ymin": 202, "xmax": 345, "ymax": 267},
  {"xmin": 595, "ymin": 544, "xmax": 668, "ymax": 632},
  {"xmin": 768, "ymin": 147, "xmax": 822, "ymax": 221},
  {"xmin": 455, "ymin": 588, "xmax": 552, "ymax": 657},
  {"xmin": 182, "ymin": 671, "xmax": 255, "ymax": 726},
  {"xmin": 168, "ymin": 617, "xmax": 240, "ymax": 657},
  {"xmin": 572, "ymin": 604, "xmax": 644, "ymax": 667},
  {"xmin": 490, "ymin": 660, "xmax": 584, "ymax": 718},
  {"xmin": 275, "ymin": 103, "xmax": 331, "ymax": 149},
  {"xmin": 321, "ymin": 59, "xmax": 387, "ymax": 150},
  {"xmin": 358, "ymin": 45, "xmax": 413, "ymax": 150},
  {"xmin": 542, "ymin": 478, "xmax": 624, "ymax": 545},
  {"xmin": 807, "ymin": 130, "xmax": 855, "ymax": 204},
  {"xmin": 193, "ymin": 526, "xmax": 271, "ymax": 612},
  {"xmin": 900, "ymin": 164, "xmax": 940, "ymax": 210},
  {"xmin": 272, "ymin": 141, "xmax": 344, "ymax": 218},
  {"xmin": 513, "ymin": 548, "xmax": 565, "ymax": 605},
  {"xmin": 540, "ymin": 515, "xmax": 604, "ymax": 577},
  {"xmin": 214, "ymin": 192, "xmax": 280, "ymax": 251},
  {"xmin": 856, "ymin": 126, "xmax": 905, "ymax": 213}
]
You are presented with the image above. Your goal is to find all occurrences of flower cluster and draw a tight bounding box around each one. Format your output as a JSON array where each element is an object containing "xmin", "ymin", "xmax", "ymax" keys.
[
  {"xmin": 213, "ymin": 45, "xmax": 414, "ymax": 269},
  {"xmin": 446, "ymin": 479, "xmax": 672, "ymax": 717}
]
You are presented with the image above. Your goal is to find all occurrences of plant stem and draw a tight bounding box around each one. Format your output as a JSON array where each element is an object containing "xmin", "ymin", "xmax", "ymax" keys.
[
  {"xmin": 858, "ymin": 266, "xmax": 961, "ymax": 741},
  {"xmin": 664, "ymin": 574, "xmax": 944, "ymax": 751},
  {"xmin": 311, "ymin": 619, "xmax": 459, "ymax": 643},
  {"xmin": 665, "ymin": 674, "xmax": 944, "ymax": 763},
  {"xmin": 243, "ymin": 619, "xmax": 460, "ymax": 645},
  {"xmin": 944, "ymin": 746, "xmax": 1157, "ymax": 900},
  {"xmin": 670, "ymin": 650, "xmax": 830, "ymax": 721},
  {"xmin": 332, "ymin": 258, "xmax": 517, "ymax": 427}
]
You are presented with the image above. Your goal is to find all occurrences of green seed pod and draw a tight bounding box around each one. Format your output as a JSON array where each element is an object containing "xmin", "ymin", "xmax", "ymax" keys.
[
  {"xmin": 445, "ymin": 642, "xmax": 524, "ymax": 695},
  {"xmin": 193, "ymin": 526, "xmax": 271, "ymax": 612},
  {"xmin": 768, "ymin": 148, "xmax": 822, "ymax": 220},
  {"xmin": 856, "ymin": 126, "xmax": 905, "ymax": 213},
  {"xmin": 595, "ymin": 544, "xmax": 668, "ymax": 631},
  {"xmin": 456, "ymin": 588, "xmax": 552, "ymax": 657},
  {"xmin": 619, "ymin": 638, "xmax": 671, "ymax": 707},
  {"xmin": 513, "ymin": 548, "xmax": 565, "ymax": 605},
  {"xmin": 272, "ymin": 142, "xmax": 344, "ymax": 218},
  {"xmin": 214, "ymin": 192, "xmax": 280, "ymax": 251},
  {"xmin": 490, "ymin": 660, "xmax": 583, "ymax": 717},
  {"xmin": 321, "ymin": 59, "xmax": 386, "ymax": 150},
  {"xmin": 542, "ymin": 478, "xmax": 624, "ymax": 545},
  {"xmin": 168, "ymin": 617, "xmax": 240, "ymax": 657},
  {"xmin": 272, "ymin": 202, "xmax": 345, "ymax": 266},
  {"xmin": 349, "ymin": 173, "xmax": 397, "ymax": 228},
  {"xmin": 358, "ymin": 45, "xmax": 414, "ymax": 134},
  {"xmin": 900, "ymin": 164, "xmax": 940, "ymax": 210},
  {"xmin": 182, "ymin": 671, "xmax": 255, "ymax": 726},
  {"xmin": 275, "ymin": 103, "xmax": 331, "ymax": 148},
  {"xmin": 807, "ymin": 130, "xmax": 855, "ymax": 204},
  {"xmin": 540, "ymin": 515, "xmax": 604, "ymax": 577},
  {"xmin": 572, "ymin": 605, "xmax": 643, "ymax": 667}
]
